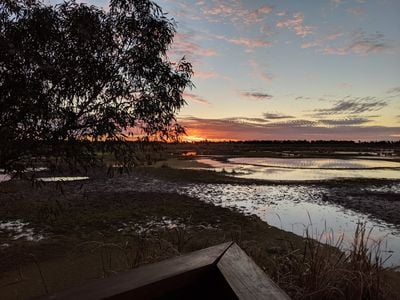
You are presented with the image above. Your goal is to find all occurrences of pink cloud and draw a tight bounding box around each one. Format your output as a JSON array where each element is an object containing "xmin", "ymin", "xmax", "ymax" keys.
[
  {"xmin": 331, "ymin": 0, "xmax": 343, "ymax": 6},
  {"xmin": 183, "ymin": 92, "xmax": 211, "ymax": 105},
  {"xmin": 227, "ymin": 37, "xmax": 271, "ymax": 48},
  {"xmin": 326, "ymin": 32, "xmax": 344, "ymax": 40},
  {"xmin": 210, "ymin": 34, "xmax": 271, "ymax": 52},
  {"xmin": 346, "ymin": 7, "xmax": 365, "ymax": 17},
  {"xmin": 194, "ymin": 70, "xmax": 218, "ymax": 79},
  {"xmin": 171, "ymin": 33, "xmax": 218, "ymax": 59},
  {"xmin": 302, "ymin": 30, "xmax": 389, "ymax": 56},
  {"xmin": 301, "ymin": 41, "xmax": 321, "ymax": 49},
  {"xmin": 276, "ymin": 12, "xmax": 313, "ymax": 37},
  {"xmin": 322, "ymin": 31, "xmax": 388, "ymax": 55},
  {"xmin": 201, "ymin": 0, "xmax": 242, "ymax": 19},
  {"xmin": 249, "ymin": 59, "xmax": 273, "ymax": 83},
  {"xmin": 197, "ymin": 1, "xmax": 273, "ymax": 28},
  {"xmin": 245, "ymin": 5, "xmax": 273, "ymax": 24}
]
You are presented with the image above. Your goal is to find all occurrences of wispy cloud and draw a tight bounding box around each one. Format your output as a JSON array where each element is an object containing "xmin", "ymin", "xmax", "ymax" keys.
[
  {"xmin": 249, "ymin": 59, "xmax": 273, "ymax": 83},
  {"xmin": 301, "ymin": 31, "xmax": 343, "ymax": 49},
  {"xmin": 263, "ymin": 112, "xmax": 295, "ymax": 120},
  {"xmin": 245, "ymin": 5, "xmax": 273, "ymax": 24},
  {"xmin": 312, "ymin": 97, "xmax": 387, "ymax": 116},
  {"xmin": 318, "ymin": 117, "xmax": 371, "ymax": 126},
  {"xmin": 183, "ymin": 92, "xmax": 211, "ymax": 105},
  {"xmin": 226, "ymin": 37, "xmax": 270, "ymax": 48},
  {"xmin": 302, "ymin": 29, "xmax": 389, "ymax": 55},
  {"xmin": 225, "ymin": 117, "xmax": 270, "ymax": 124},
  {"xmin": 295, "ymin": 96, "xmax": 312, "ymax": 100},
  {"xmin": 331, "ymin": 0, "xmax": 343, "ymax": 5},
  {"xmin": 267, "ymin": 119, "xmax": 318, "ymax": 127},
  {"xmin": 387, "ymin": 86, "xmax": 400, "ymax": 94},
  {"xmin": 276, "ymin": 12, "xmax": 313, "ymax": 37},
  {"xmin": 194, "ymin": 70, "xmax": 218, "ymax": 79},
  {"xmin": 240, "ymin": 91, "xmax": 273, "ymax": 100},
  {"xmin": 346, "ymin": 7, "xmax": 365, "ymax": 17},
  {"xmin": 323, "ymin": 30, "xmax": 389, "ymax": 55},
  {"xmin": 171, "ymin": 32, "xmax": 217, "ymax": 59},
  {"xmin": 200, "ymin": 0, "xmax": 241, "ymax": 18},
  {"xmin": 197, "ymin": 0, "xmax": 272, "ymax": 26},
  {"xmin": 214, "ymin": 35, "xmax": 271, "ymax": 51}
]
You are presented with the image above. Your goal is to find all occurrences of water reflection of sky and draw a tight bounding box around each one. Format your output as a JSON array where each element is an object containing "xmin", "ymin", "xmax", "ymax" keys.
[
  {"xmin": 229, "ymin": 157, "xmax": 400, "ymax": 169},
  {"xmin": 0, "ymin": 174, "xmax": 11, "ymax": 182},
  {"xmin": 36, "ymin": 176, "xmax": 89, "ymax": 182},
  {"xmin": 178, "ymin": 183, "xmax": 400, "ymax": 267},
  {"xmin": 196, "ymin": 158, "xmax": 400, "ymax": 181}
]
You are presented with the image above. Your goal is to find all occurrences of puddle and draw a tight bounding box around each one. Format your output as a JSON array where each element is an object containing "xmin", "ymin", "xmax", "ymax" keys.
[
  {"xmin": 0, "ymin": 174, "xmax": 11, "ymax": 183},
  {"xmin": 0, "ymin": 220, "xmax": 44, "ymax": 243},
  {"xmin": 0, "ymin": 167, "xmax": 49, "ymax": 183},
  {"xmin": 36, "ymin": 176, "xmax": 89, "ymax": 182},
  {"xmin": 182, "ymin": 151, "xmax": 197, "ymax": 156}
]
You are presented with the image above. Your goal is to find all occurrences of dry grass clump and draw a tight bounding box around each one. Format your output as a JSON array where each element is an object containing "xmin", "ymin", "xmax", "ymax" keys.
[{"xmin": 268, "ymin": 222, "xmax": 392, "ymax": 300}]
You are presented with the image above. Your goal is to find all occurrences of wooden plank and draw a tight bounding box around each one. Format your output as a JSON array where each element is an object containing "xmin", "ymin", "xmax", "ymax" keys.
[
  {"xmin": 46, "ymin": 242, "xmax": 233, "ymax": 300},
  {"xmin": 217, "ymin": 243, "xmax": 291, "ymax": 300}
]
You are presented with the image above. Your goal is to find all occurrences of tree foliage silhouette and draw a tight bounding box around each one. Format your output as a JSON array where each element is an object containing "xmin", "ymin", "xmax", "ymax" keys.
[{"xmin": 0, "ymin": 0, "xmax": 193, "ymax": 171}]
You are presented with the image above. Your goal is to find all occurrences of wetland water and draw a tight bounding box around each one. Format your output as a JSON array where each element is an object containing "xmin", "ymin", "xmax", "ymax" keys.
[
  {"xmin": 167, "ymin": 156, "xmax": 400, "ymax": 266},
  {"xmin": 2, "ymin": 156, "xmax": 400, "ymax": 266},
  {"xmin": 178, "ymin": 183, "xmax": 400, "ymax": 267},
  {"xmin": 196, "ymin": 157, "xmax": 400, "ymax": 181},
  {"xmin": 99, "ymin": 172, "xmax": 400, "ymax": 267}
]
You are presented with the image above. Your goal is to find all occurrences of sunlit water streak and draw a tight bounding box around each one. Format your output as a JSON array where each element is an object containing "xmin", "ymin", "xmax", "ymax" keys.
[
  {"xmin": 0, "ymin": 167, "xmax": 49, "ymax": 183},
  {"xmin": 178, "ymin": 183, "xmax": 400, "ymax": 267},
  {"xmin": 36, "ymin": 176, "xmax": 89, "ymax": 182},
  {"xmin": 196, "ymin": 157, "xmax": 400, "ymax": 181}
]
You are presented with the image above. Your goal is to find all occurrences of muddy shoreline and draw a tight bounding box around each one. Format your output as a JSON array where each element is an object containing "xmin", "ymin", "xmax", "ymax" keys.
[
  {"xmin": 135, "ymin": 167, "xmax": 400, "ymax": 226},
  {"xmin": 320, "ymin": 183, "xmax": 400, "ymax": 226}
]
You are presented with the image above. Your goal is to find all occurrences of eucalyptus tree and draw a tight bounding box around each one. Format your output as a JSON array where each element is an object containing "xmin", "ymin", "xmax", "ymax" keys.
[{"xmin": 0, "ymin": 0, "xmax": 192, "ymax": 172}]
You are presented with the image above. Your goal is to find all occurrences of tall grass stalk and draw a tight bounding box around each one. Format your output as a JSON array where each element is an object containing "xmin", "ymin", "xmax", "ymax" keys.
[{"xmin": 270, "ymin": 222, "xmax": 390, "ymax": 300}]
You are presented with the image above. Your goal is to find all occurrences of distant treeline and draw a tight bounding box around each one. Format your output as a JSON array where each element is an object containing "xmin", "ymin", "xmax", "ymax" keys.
[{"xmin": 172, "ymin": 140, "xmax": 400, "ymax": 146}]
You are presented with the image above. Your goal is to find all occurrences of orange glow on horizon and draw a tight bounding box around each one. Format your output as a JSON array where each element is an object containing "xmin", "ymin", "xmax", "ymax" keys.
[
  {"xmin": 182, "ymin": 135, "xmax": 235, "ymax": 142},
  {"xmin": 182, "ymin": 128, "xmax": 236, "ymax": 142}
]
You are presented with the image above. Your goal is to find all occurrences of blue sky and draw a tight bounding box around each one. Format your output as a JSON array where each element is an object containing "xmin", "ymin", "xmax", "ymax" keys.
[
  {"xmin": 56, "ymin": 0, "xmax": 400, "ymax": 140},
  {"xmin": 158, "ymin": 0, "xmax": 400, "ymax": 140}
]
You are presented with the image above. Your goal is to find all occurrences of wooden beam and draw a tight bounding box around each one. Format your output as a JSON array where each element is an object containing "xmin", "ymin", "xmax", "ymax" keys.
[
  {"xmin": 46, "ymin": 242, "xmax": 233, "ymax": 299},
  {"xmin": 217, "ymin": 243, "xmax": 290, "ymax": 300}
]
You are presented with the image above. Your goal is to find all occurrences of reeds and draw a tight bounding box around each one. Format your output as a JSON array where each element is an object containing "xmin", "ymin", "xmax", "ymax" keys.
[{"xmin": 268, "ymin": 222, "xmax": 390, "ymax": 299}]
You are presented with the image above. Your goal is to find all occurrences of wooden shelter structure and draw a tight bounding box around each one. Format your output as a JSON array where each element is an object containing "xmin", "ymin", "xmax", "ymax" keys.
[{"xmin": 45, "ymin": 242, "xmax": 290, "ymax": 299}]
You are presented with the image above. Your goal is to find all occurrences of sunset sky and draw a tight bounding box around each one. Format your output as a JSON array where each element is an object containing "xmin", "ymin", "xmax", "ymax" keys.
[{"xmin": 63, "ymin": 0, "xmax": 400, "ymax": 140}]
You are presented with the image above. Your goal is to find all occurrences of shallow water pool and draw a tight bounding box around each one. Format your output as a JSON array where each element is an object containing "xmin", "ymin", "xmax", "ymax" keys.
[{"xmin": 196, "ymin": 157, "xmax": 400, "ymax": 181}]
